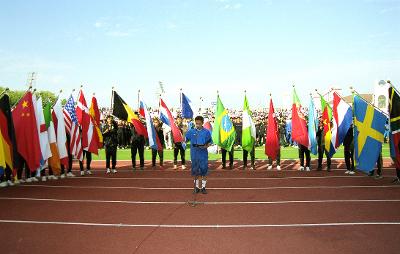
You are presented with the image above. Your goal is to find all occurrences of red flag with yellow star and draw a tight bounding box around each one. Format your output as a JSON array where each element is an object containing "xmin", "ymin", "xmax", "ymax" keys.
[{"xmin": 12, "ymin": 91, "xmax": 41, "ymax": 172}]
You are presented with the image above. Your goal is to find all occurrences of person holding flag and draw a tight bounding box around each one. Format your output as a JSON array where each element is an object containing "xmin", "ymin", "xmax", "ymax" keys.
[
  {"xmin": 388, "ymin": 81, "xmax": 400, "ymax": 183},
  {"xmin": 344, "ymin": 124, "xmax": 355, "ymax": 175},
  {"xmin": 159, "ymin": 97, "xmax": 185, "ymax": 170},
  {"xmin": 212, "ymin": 93, "xmax": 236, "ymax": 171},
  {"xmin": 151, "ymin": 117, "xmax": 165, "ymax": 169},
  {"xmin": 316, "ymin": 118, "xmax": 331, "ymax": 171},
  {"xmin": 130, "ymin": 113, "xmax": 146, "ymax": 171},
  {"xmin": 173, "ymin": 116, "xmax": 186, "ymax": 170},
  {"xmin": 103, "ymin": 115, "xmax": 118, "ymax": 174},
  {"xmin": 265, "ymin": 96, "xmax": 281, "ymax": 170},
  {"xmin": 242, "ymin": 92, "xmax": 256, "ymax": 170},
  {"xmin": 353, "ymin": 91, "xmax": 387, "ymax": 176},
  {"xmin": 292, "ymin": 87, "xmax": 311, "ymax": 171}
]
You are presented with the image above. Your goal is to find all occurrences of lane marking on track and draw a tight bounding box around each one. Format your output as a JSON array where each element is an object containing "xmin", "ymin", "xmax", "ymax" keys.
[
  {"xmin": 70, "ymin": 176, "xmax": 370, "ymax": 180},
  {"xmin": 15, "ymin": 184, "xmax": 400, "ymax": 190},
  {"xmin": 0, "ymin": 219, "xmax": 399, "ymax": 228},
  {"xmin": 1, "ymin": 197, "xmax": 400, "ymax": 205}
]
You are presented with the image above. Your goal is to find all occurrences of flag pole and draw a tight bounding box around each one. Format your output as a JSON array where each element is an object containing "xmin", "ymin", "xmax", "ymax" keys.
[
  {"xmin": 349, "ymin": 87, "xmax": 358, "ymax": 170},
  {"xmin": 137, "ymin": 89, "xmax": 140, "ymax": 110},
  {"xmin": 110, "ymin": 86, "xmax": 115, "ymax": 112},
  {"xmin": 350, "ymin": 86, "xmax": 389, "ymax": 117},
  {"xmin": 180, "ymin": 88, "xmax": 182, "ymax": 116}
]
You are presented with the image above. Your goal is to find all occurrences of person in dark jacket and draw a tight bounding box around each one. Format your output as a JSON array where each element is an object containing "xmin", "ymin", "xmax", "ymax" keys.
[
  {"xmin": 103, "ymin": 115, "xmax": 118, "ymax": 174},
  {"xmin": 152, "ymin": 118, "xmax": 165, "ymax": 168},
  {"xmin": 317, "ymin": 119, "xmax": 332, "ymax": 171},
  {"xmin": 130, "ymin": 120, "xmax": 145, "ymax": 171},
  {"xmin": 344, "ymin": 125, "xmax": 355, "ymax": 175}
]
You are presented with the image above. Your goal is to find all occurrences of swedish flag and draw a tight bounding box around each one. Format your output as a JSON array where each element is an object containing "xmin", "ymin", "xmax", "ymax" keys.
[
  {"xmin": 354, "ymin": 95, "xmax": 387, "ymax": 172},
  {"xmin": 212, "ymin": 95, "xmax": 236, "ymax": 151}
]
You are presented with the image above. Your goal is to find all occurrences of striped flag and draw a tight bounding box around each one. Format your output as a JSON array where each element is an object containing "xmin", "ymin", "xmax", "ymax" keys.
[
  {"xmin": 159, "ymin": 98, "xmax": 184, "ymax": 143},
  {"xmin": 76, "ymin": 89, "xmax": 90, "ymax": 150},
  {"xmin": 139, "ymin": 99, "xmax": 162, "ymax": 151},
  {"xmin": 53, "ymin": 98, "xmax": 69, "ymax": 167},
  {"xmin": 307, "ymin": 95, "xmax": 318, "ymax": 155},
  {"xmin": 64, "ymin": 95, "xmax": 83, "ymax": 161},
  {"xmin": 89, "ymin": 95, "xmax": 103, "ymax": 148},
  {"xmin": 320, "ymin": 94, "xmax": 336, "ymax": 157},
  {"xmin": 242, "ymin": 94, "xmax": 256, "ymax": 152},
  {"xmin": 333, "ymin": 91, "xmax": 352, "ymax": 148},
  {"xmin": 389, "ymin": 86, "xmax": 400, "ymax": 168},
  {"xmin": 33, "ymin": 96, "xmax": 52, "ymax": 167},
  {"xmin": 44, "ymin": 102, "xmax": 61, "ymax": 174}
]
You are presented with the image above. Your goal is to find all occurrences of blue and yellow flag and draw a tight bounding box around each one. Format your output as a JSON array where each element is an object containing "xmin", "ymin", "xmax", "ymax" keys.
[
  {"xmin": 353, "ymin": 95, "xmax": 387, "ymax": 172},
  {"xmin": 212, "ymin": 95, "xmax": 236, "ymax": 151}
]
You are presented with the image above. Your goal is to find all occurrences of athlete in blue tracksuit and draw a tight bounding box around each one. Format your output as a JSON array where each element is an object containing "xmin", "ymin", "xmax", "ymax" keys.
[{"xmin": 185, "ymin": 116, "xmax": 212, "ymax": 194}]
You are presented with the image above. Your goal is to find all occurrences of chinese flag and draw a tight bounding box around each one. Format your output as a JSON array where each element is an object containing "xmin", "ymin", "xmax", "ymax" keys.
[{"xmin": 12, "ymin": 92, "xmax": 41, "ymax": 172}]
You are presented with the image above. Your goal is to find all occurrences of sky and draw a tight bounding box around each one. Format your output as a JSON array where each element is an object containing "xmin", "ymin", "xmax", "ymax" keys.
[{"xmin": 0, "ymin": 0, "xmax": 399, "ymax": 110}]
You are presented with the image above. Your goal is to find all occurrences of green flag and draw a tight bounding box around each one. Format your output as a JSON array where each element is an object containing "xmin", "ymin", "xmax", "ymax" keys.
[
  {"xmin": 212, "ymin": 95, "xmax": 236, "ymax": 151},
  {"xmin": 241, "ymin": 94, "xmax": 256, "ymax": 152}
]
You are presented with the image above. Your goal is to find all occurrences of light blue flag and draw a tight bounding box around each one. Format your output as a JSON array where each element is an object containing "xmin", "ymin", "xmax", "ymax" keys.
[{"xmin": 308, "ymin": 96, "xmax": 318, "ymax": 155}]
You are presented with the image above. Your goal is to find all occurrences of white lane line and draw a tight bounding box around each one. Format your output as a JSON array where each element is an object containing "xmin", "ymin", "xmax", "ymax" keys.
[
  {"xmin": 0, "ymin": 219, "xmax": 399, "ymax": 228},
  {"xmin": 74, "ymin": 168, "xmax": 398, "ymax": 172},
  {"xmin": 1, "ymin": 197, "xmax": 400, "ymax": 205},
  {"xmin": 16, "ymin": 184, "xmax": 400, "ymax": 190},
  {"xmin": 71, "ymin": 176, "xmax": 369, "ymax": 180}
]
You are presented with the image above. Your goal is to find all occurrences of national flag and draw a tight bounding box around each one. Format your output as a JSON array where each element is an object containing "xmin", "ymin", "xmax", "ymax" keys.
[
  {"xmin": 333, "ymin": 91, "xmax": 352, "ymax": 148},
  {"xmin": 307, "ymin": 96, "xmax": 318, "ymax": 155},
  {"xmin": 242, "ymin": 94, "xmax": 256, "ymax": 152},
  {"xmin": 212, "ymin": 95, "xmax": 236, "ymax": 151},
  {"xmin": 53, "ymin": 98, "xmax": 69, "ymax": 167},
  {"xmin": 112, "ymin": 90, "xmax": 147, "ymax": 137},
  {"xmin": 320, "ymin": 95, "xmax": 336, "ymax": 157},
  {"xmin": 64, "ymin": 95, "xmax": 83, "ymax": 161},
  {"xmin": 0, "ymin": 94, "xmax": 16, "ymax": 175},
  {"xmin": 89, "ymin": 95, "xmax": 103, "ymax": 148},
  {"xmin": 76, "ymin": 89, "xmax": 90, "ymax": 149},
  {"xmin": 265, "ymin": 98, "xmax": 280, "ymax": 159},
  {"xmin": 181, "ymin": 92, "xmax": 193, "ymax": 119},
  {"xmin": 33, "ymin": 96, "xmax": 52, "ymax": 166},
  {"xmin": 139, "ymin": 100, "xmax": 162, "ymax": 151},
  {"xmin": 204, "ymin": 118, "xmax": 212, "ymax": 132},
  {"xmin": 44, "ymin": 102, "xmax": 61, "ymax": 174},
  {"xmin": 353, "ymin": 95, "xmax": 387, "ymax": 172},
  {"xmin": 0, "ymin": 111, "xmax": 12, "ymax": 173},
  {"xmin": 159, "ymin": 98, "xmax": 184, "ymax": 143},
  {"xmin": 291, "ymin": 88, "xmax": 309, "ymax": 147},
  {"xmin": 389, "ymin": 86, "xmax": 400, "ymax": 168},
  {"xmin": 11, "ymin": 91, "xmax": 41, "ymax": 172}
]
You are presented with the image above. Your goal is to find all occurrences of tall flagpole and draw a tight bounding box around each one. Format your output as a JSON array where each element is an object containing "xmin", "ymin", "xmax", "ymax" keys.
[
  {"xmin": 110, "ymin": 86, "xmax": 115, "ymax": 112},
  {"xmin": 137, "ymin": 89, "xmax": 140, "ymax": 110},
  {"xmin": 180, "ymin": 88, "xmax": 182, "ymax": 115}
]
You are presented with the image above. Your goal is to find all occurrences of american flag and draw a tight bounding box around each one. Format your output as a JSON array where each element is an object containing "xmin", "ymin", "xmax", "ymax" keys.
[{"xmin": 63, "ymin": 95, "xmax": 83, "ymax": 161}]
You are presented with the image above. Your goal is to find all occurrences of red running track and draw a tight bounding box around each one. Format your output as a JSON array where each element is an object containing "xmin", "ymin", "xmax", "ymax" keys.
[{"xmin": 0, "ymin": 160, "xmax": 399, "ymax": 254}]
